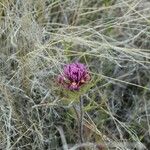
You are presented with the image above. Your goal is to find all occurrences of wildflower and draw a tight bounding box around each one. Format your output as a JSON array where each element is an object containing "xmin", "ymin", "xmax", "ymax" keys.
[{"xmin": 58, "ymin": 62, "xmax": 90, "ymax": 91}]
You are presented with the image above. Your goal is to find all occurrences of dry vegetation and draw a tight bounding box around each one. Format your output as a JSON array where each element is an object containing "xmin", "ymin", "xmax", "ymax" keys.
[{"xmin": 0, "ymin": 0, "xmax": 150, "ymax": 149}]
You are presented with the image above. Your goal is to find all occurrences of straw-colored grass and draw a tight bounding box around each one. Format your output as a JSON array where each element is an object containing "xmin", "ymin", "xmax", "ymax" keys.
[{"xmin": 0, "ymin": 0, "xmax": 150, "ymax": 149}]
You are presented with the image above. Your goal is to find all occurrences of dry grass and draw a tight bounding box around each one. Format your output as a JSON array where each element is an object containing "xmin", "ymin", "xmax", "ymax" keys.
[{"xmin": 0, "ymin": 0, "xmax": 150, "ymax": 149}]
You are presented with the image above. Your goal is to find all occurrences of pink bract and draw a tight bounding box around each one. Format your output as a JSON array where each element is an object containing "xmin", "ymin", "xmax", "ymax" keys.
[{"xmin": 57, "ymin": 62, "xmax": 90, "ymax": 91}]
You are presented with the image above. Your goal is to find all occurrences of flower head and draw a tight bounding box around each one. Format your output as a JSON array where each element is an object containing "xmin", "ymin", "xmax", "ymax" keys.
[{"xmin": 58, "ymin": 62, "xmax": 90, "ymax": 91}]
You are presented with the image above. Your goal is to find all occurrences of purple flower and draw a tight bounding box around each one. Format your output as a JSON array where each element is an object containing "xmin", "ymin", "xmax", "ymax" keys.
[{"xmin": 57, "ymin": 62, "xmax": 90, "ymax": 91}]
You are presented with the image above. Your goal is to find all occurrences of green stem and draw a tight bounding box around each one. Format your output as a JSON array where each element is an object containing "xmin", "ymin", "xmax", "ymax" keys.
[
  {"xmin": 73, "ymin": 96, "xmax": 84, "ymax": 149},
  {"xmin": 79, "ymin": 97, "xmax": 84, "ymax": 144}
]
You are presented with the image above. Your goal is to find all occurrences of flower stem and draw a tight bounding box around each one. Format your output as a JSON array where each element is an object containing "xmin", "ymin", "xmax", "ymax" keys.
[
  {"xmin": 79, "ymin": 96, "xmax": 84, "ymax": 144},
  {"xmin": 73, "ymin": 96, "xmax": 84, "ymax": 150}
]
